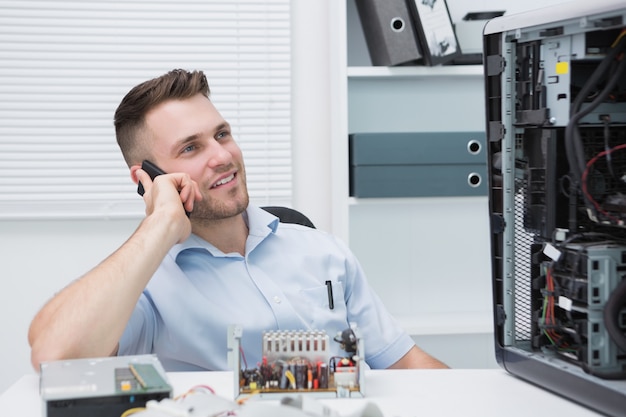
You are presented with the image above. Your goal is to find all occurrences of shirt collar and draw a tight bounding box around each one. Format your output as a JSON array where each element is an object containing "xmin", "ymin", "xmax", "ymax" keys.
[{"xmin": 170, "ymin": 204, "xmax": 280, "ymax": 258}]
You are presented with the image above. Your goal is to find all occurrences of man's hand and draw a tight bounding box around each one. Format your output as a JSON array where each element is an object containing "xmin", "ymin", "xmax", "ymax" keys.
[{"xmin": 135, "ymin": 168, "xmax": 203, "ymax": 244}]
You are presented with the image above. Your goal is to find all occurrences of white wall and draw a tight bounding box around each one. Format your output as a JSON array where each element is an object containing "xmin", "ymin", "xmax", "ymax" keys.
[
  {"xmin": 0, "ymin": 218, "xmax": 140, "ymax": 392},
  {"xmin": 290, "ymin": 0, "xmax": 333, "ymax": 230}
]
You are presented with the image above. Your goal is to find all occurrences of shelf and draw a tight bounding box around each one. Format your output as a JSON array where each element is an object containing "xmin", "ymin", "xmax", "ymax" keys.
[
  {"xmin": 396, "ymin": 311, "xmax": 493, "ymax": 336},
  {"xmin": 347, "ymin": 65, "xmax": 484, "ymax": 78},
  {"xmin": 348, "ymin": 196, "xmax": 488, "ymax": 206}
]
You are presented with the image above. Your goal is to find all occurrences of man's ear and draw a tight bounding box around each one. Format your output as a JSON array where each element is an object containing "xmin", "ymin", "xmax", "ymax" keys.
[{"xmin": 129, "ymin": 164, "xmax": 142, "ymax": 185}]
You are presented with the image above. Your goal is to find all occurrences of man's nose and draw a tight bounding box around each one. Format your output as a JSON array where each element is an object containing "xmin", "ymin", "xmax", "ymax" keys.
[{"xmin": 206, "ymin": 141, "xmax": 232, "ymax": 167}]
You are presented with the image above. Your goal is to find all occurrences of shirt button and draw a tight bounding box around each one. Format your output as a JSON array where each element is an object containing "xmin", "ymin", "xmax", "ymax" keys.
[{"xmin": 273, "ymin": 296, "xmax": 281, "ymax": 304}]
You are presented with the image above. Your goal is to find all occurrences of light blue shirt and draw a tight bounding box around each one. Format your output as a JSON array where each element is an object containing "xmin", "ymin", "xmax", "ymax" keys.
[{"xmin": 119, "ymin": 205, "xmax": 415, "ymax": 371}]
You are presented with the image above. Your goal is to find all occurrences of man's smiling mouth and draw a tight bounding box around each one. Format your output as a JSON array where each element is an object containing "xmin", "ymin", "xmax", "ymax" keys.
[{"xmin": 211, "ymin": 173, "xmax": 235, "ymax": 188}]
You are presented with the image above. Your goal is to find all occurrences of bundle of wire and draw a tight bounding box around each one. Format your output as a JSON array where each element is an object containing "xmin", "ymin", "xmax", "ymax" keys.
[
  {"xmin": 540, "ymin": 240, "xmax": 626, "ymax": 380},
  {"xmin": 566, "ymin": 29, "xmax": 626, "ymax": 221},
  {"xmin": 117, "ymin": 385, "xmax": 383, "ymax": 417}
]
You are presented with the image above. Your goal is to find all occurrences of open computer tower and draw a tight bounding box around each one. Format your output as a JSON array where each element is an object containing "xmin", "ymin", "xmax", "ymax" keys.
[{"xmin": 484, "ymin": 1, "xmax": 626, "ymax": 416}]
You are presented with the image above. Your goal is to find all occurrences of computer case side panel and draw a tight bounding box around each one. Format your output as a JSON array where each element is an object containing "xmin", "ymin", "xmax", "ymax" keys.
[
  {"xmin": 502, "ymin": 350, "xmax": 626, "ymax": 417},
  {"xmin": 484, "ymin": 2, "xmax": 626, "ymax": 416},
  {"xmin": 484, "ymin": 27, "xmax": 507, "ymax": 369}
]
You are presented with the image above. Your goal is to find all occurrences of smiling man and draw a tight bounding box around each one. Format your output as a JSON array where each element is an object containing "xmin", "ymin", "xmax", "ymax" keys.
[{"xmin": 28, "ymin": 69, "xmax": 447, "ymax": 372}]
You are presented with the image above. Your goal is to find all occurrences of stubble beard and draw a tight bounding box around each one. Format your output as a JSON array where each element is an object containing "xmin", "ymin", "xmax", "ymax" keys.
[{"xmin": 190, "ymin": 174, "xmax": 249, "ymax": 221}]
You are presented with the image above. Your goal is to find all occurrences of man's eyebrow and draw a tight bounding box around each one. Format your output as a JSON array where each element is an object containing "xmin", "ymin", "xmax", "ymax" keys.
[
  {"xmin": 175, "ymin": 133, "xmax": 201, "ymax": 148},
  {"xmin": 215, "ymin": 122, "xmax": 231, "ymax": 132},
  {"xmin": 170, "ymin": 122, "xmax": 231, "ymax": 153}
]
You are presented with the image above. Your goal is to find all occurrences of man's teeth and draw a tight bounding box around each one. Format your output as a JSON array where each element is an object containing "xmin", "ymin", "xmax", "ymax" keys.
[{"xmin": 212, "ymin": 174, "xmax": 235, "ymax": 188}]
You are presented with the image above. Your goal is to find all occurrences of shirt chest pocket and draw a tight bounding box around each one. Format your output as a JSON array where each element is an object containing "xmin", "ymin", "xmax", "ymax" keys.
[{"xmin": 298, "ymin": 282, "xmax": 349, "ymax": 330}]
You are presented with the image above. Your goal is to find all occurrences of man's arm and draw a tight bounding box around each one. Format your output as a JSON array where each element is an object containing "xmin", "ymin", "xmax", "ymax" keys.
[
  {"xmin": 387, "ymin": 345, "xmax": 449, "ymax": 369},
  {"xmin": 28, "ymin": 170, "xmax": 200, "ymax": 370}
]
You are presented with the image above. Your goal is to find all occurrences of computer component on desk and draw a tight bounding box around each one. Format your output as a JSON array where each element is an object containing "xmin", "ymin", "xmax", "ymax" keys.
[
  {"xmin": 484, "ymin": 1, "xmax": 626, "ymax": 416},
  {"xmin": 227, "ymin": 324, "xmax": 365, "ymax": 399},
  {"xmin": 40, "ymin": 354, "xmax": 172, "ymax": 417},
  {"xmin": 125, "ymin": 393, "xmax": 383, "ymax": 417}
]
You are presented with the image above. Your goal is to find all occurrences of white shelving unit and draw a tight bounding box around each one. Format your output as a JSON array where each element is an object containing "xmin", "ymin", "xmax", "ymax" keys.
[
  {"xmin": 347, "ymin": 65, "xmax": 484, "ymax": 77},
  {"xmin": 328, "ymin": 0, "xmax": 498, "ymax": 369}
]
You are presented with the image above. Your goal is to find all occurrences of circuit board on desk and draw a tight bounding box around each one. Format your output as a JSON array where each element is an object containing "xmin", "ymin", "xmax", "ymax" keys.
[{"xmin": 228, "ymin": 325, "xmax": 365, "ymax": 399}]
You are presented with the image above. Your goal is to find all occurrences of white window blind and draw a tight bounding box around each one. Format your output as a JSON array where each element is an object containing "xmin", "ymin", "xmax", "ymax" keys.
[{"xmin": 0, "ymin": 0, "xmax": 291, "ymax": 219}]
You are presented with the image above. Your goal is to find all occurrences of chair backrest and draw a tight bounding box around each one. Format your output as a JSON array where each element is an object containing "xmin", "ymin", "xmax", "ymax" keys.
[{"xmin": 261, "ymin": 206, "xmax": 316, "ymax": 229}]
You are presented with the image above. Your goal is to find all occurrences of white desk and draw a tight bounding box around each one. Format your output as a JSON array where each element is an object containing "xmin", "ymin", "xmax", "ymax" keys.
[{"xmin": 0, "ymin": 369, "xmax": 602, "ymax": 416}]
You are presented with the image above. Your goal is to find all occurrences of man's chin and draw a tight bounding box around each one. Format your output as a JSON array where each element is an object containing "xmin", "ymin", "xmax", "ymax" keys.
[{"xmin": 189, "ymin": 199, "xmax": 248, "ymax": 221}]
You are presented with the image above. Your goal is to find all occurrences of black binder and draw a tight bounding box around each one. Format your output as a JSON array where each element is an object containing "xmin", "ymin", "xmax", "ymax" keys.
[{"xmin": 354, "ymin": 0, "xmax": 422, "ymax": 66}]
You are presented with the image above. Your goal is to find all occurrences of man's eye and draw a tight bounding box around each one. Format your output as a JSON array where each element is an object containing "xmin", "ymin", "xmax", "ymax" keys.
[
  {"xmin": 216, "ymin": 131, "xmax": 230, "ymax": 140},
  {"xmin": 182, "ymin": 145, "xmax": 195, "ymax": 153}
]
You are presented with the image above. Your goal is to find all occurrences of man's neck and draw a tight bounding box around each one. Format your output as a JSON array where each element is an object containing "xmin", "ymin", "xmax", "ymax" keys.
[{"xmin": 191, "ymin": 214, "xmax": 249, "ymax": 255}]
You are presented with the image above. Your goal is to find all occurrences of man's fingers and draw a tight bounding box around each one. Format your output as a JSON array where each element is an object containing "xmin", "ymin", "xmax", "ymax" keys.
[
  {"xmin": 135, "ymin": 168, "xmax": 153, "ymax": 195},
  {"xmin": 178, "ymin": 175, "xmax": 202, "ymax": 213}
]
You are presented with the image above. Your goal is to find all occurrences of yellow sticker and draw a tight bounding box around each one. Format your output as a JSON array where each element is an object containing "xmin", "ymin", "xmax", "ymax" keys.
[{"xmin": 556, "ymin": 61, "xmax": 569, "ymax": 75}]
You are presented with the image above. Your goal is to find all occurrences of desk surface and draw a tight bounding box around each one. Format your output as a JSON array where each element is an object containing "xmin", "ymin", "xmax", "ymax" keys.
[{"xmin": 0, "ymin": 369, "xmax": 602, "ymax": 416}]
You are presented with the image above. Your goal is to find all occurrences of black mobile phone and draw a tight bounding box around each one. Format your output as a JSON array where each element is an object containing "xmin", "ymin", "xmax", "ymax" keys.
[
  {"xmin": 137, "ymin": 160, "xmax": 191, "ymax": 217},
  {"xmin": 137, "ymin": 160, "xmax": 166, "ymax": 196}
]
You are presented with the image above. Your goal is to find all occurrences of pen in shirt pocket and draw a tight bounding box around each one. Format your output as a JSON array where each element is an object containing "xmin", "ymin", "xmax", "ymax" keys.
[{"xmin": 325, "ymin": 280, "xmax": 334, "ymax": 310}]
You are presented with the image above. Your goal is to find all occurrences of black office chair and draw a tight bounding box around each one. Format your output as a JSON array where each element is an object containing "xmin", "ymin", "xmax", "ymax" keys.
[{"xmin": 261, "ymin": 206, "xmax": 316, "ymax": 229}]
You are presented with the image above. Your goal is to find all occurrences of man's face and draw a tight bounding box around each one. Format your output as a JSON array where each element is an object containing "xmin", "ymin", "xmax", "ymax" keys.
[{"xmin": 143, "ymin": 93, "xmax": 249, "ymax": 220}]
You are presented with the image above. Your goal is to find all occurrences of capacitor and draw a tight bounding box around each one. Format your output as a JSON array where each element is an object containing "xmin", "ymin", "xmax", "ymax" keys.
[
  {"xmin": 318, "ymin": 363, "xmax": 329, "ymax": 389},
  {"xmin": 295, "ymin": 363, "xmax": 307, "ymax": 389}
]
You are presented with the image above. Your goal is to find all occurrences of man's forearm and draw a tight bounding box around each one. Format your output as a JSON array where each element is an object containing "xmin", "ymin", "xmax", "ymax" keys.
[
  {"xmin": 28, "ymin": 213, "xmax": 182, "ymax": 370},
  {"xmin": 388, "ymin": 345, "xmax": 450, "ymax": 369}
]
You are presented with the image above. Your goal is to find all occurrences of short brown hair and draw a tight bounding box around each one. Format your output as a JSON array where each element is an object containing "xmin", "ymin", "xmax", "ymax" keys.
[{"xmin": 114, "ymin": 69, "xmax": 210, "ymax": 166}]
